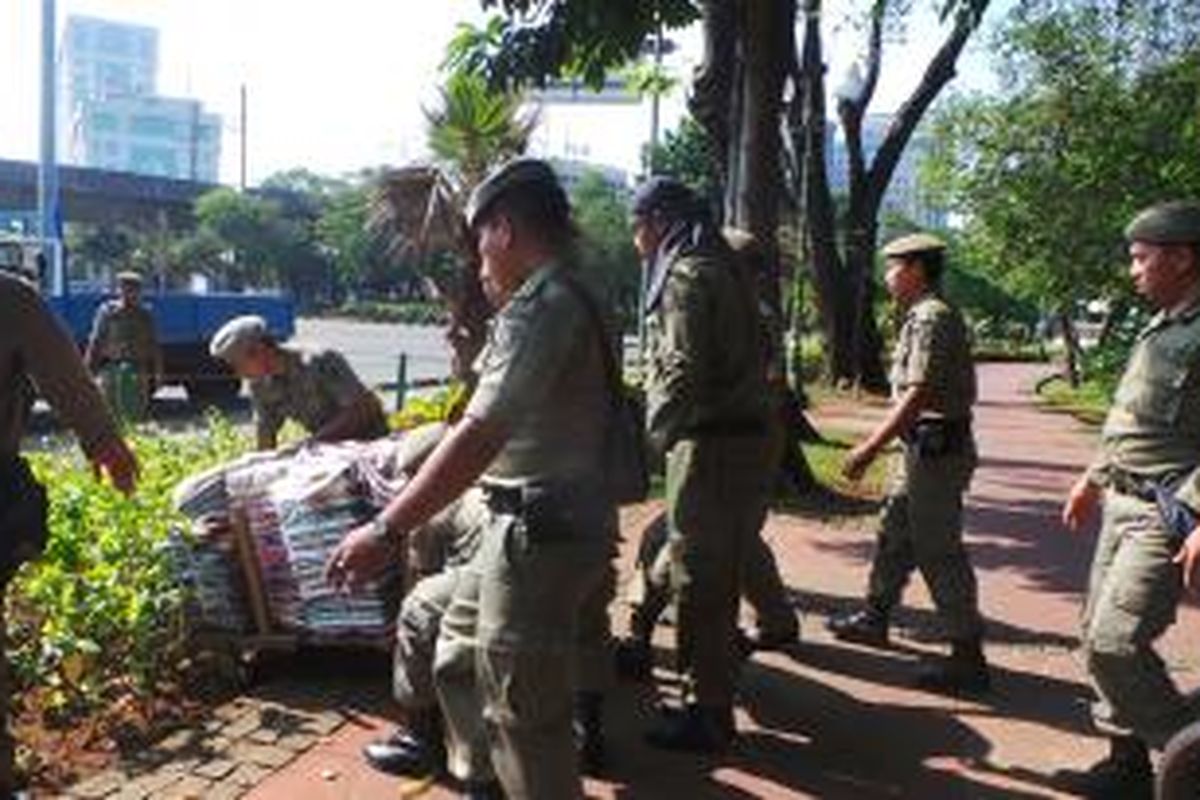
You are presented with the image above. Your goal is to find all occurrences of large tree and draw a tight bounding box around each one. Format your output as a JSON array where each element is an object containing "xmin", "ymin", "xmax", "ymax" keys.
[
  {"xmin": 454, "ymin": 1, "xmax": 991, "ymax": 392},
  {"xmin": 925, "ymin": 0, "xmax": 1200, "ymax": 384}
]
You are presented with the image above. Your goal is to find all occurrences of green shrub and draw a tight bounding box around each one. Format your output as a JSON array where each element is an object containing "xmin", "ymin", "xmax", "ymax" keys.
[{"xmin": 9, "ymin": 413, "xmax": 251, "ymax": 720}]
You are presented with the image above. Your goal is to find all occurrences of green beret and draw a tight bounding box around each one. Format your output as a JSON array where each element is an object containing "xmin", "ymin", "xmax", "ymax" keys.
[
  {"xmin": 881, "ymin": 232, "xmax": 947, "ymax": 258},
  {"xmin": 209, "ymin": 315, "xmax": 268, "ymax": 361},
  {"xmin": 115, "ymin": 270, "xmax": 143, "ymax": 285},
  {"xmin": 464, "ymin": 158, "xmax": 564, "ymax": 230},
  {"xmin": 1125, "ymin": 201, "xmax": 1200, "ymax": 245}
]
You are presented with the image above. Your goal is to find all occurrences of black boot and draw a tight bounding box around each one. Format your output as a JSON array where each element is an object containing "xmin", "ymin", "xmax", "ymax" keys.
[
  {"xmin": 1057, "ymin": 736, "xmax": 1153, "ymax": 799},
  {"xmin": 614, "ymin": 637, "xmax": 653, "ymax": 681},
  {"xmin": 644, "ymin": 704, "xmax": 734, "ymax": 754},
  {"xmin": 914, "ymin": 637, "xmax": 991, "ymax": 695},
  {"xmin": 826, "ymin": 606, "xmax": 889, "ymax": 647},
  {"xmin": 362, "ymin": 706, "xmax": 445, "ymax": 777},
  {"xmin": 574, "ymin": 691, "xmax": 606, "ymax": 776}
]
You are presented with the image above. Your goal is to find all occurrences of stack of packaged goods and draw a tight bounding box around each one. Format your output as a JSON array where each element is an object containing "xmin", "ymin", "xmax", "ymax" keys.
[{"xmin": 171, "ymin": 442, "xmax": 404, "ymax": 644}]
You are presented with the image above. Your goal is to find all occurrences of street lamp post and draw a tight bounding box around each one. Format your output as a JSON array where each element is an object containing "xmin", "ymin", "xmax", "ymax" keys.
[{"xmin": 39, "ymin": 0, "xmax": 63, "ymax": 295}]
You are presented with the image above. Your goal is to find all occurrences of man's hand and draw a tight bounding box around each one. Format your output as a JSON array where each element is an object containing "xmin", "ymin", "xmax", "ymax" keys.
[
  {"xmin": 90, "ymin": 438, "xmax": 138, "ymax": 495},
  {"xmin": 1173, "ymin": 525, "xmax": 1200, "ymax": 592},
  {"xmin": 1062, "ymin": 475, "xmax": 1101, "ymax": 532},
  {"xmin": 325, "ymin": 520, "xmax": 394, "ymax": 593},
  {"xmin": 842, "ymin": 441, "xmax": 877, "ymax": 483}
]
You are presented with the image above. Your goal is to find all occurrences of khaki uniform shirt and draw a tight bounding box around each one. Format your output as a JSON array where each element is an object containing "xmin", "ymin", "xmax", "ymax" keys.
[
  {"xmin": 464, "ymin": 263, "xmax": 607, "ymax": 484},
  {"xmin": 0, "ymin": 274, "xmax": 119, "ymax": 458},
  {"xmin": 250, "ymin": 348, "xmax": 381, "ymax": 444},
  {"xmin": 1088, "ymin": 299, "xmax": 1200, "ymax": 511},
  {"xmin": 86, "ymin": 300, "xmax": 158, "ymax": 370},
  {"xmin": 891, "ymin": 293, "xmax": 976, "ymax": 419},
  {"xmin": 644, "ymin": 248, "xmax": 769, "ymax": 452}
]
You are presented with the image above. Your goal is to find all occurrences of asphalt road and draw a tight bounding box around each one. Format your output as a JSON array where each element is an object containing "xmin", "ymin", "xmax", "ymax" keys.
[{"xmin": 290, "ymin": 316, "xmax": 453, "ymax": 391}]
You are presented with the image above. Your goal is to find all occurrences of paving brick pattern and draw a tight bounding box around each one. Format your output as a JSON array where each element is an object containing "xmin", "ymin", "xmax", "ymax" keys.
[
  {"xmin": 58, "ymin": 364, "xmax": 1200, "ymax": 799},
  {"xmin": 61, "ymin": 696, "xmax": 353, "ymax": 800}
]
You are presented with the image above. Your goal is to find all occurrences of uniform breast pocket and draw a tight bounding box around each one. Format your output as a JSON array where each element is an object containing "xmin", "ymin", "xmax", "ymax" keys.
[{"xmin": 1117, "ymin": 343, "xmax": 1191, "ymax": 426}]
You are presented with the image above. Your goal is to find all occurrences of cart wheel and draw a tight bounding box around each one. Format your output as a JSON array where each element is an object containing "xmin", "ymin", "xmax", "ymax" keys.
[{"xmin": 1158, "ymin": 721, "xmax": 1200, "ymax": 800}]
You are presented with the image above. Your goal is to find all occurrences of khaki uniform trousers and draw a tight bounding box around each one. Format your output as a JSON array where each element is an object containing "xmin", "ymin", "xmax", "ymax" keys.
[
  {"xmin": 1082, "ymin": 489, "xmax": 1195, "ymax": 748},
  {"xmin": 665, "ymin": 431, "xmax": 775, "ymax": 709},
  {"xmin": 398, "ymin": 560, "xmax": 615, "ymax": 713},
  {"xmin": 433, "ymin": 504, "xmax": 612, "ymax": 800},
  {"xmin": 629, "ymin": 513, "xmax": 794, "ymax": 640},
  {"xmin": 866, "ymin": 443, "xmax": 983, "ymax": 641}
]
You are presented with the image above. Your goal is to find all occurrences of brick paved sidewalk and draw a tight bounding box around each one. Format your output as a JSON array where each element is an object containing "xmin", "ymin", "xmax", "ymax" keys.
[{"xmin": 59, "ymin": 363, "xmax": 1200, "ymax": 799}]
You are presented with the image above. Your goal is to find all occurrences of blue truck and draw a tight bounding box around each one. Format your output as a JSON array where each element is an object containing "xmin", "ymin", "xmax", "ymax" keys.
[{"xmin": 1, "ymin": 236, "xmax": 295, "ymax": 403}]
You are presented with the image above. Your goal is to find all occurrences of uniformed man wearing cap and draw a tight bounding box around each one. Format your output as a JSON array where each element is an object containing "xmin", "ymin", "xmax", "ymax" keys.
[
  {"xmin": 827, "ymin": 232, "xmax": 989, "ymax": 693},
  {"xmin": 1058, "ymin": 200, "xmax": 1200, "ymax": 798},
  {"xmin": 2, "ymin": 271, "xmax": 138, "ymax": 795},
  {"xmin": 84, "ymin": 271, "xmax": 162, "ymax": 420},
  {"xmin": 326, "ymin": 158, "xmax": 616, "ymax": 800},
  {"xmin": 631, "ymin": 177, "xmax": 780, "ymax": 753},
  {"xmin": 209, "ymin": 315, "xmax": 387, "ymax": 450}
]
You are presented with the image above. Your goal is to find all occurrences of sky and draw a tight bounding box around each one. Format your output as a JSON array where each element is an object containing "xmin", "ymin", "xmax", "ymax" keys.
[{"xmin": 0, "ymin": 1, "xmax": 1011, "ymax": 187}]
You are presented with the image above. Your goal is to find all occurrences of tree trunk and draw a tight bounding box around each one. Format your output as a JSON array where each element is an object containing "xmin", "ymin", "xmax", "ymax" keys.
[
  {"xmin": 692, "ymin": 0, "xmax": 818, "ymax": 494},
  {"xmin": 1060, "ymin": 306, "xmax": 1082, "ymax": 388},
  {"xmin": 794, "ymin": 0, "xmax": 990, "ymax": 390}
]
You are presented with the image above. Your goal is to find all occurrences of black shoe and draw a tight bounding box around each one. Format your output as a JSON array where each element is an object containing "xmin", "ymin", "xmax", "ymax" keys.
[
  {"xmin": 644, "ymin": 705, "xmax": 733, "ymax": 754},
  {"xmin": 362, "ymin": 711, "xmax": 444, "ymax": 778},
  {"xmin": 1056, "ymin": 736, "xmax": 1153, "ymax": 799},
  {"xmin": 914, "ymin": 639, "xmax": 991, "ymax": 695},
  {"xmin": 574, "ymin": 691, "xmax": 606, "ymax": 777},
  {"xmin": 746, "ymin": 624, "xmax": 800, "ymax": 652},
  {"xmin": 827, "ymin": 608, "xmax": 889, "ymax": 647},
  {"xmin": 614, "ymin": 638, "xmax": 653, "ymax": 682}
]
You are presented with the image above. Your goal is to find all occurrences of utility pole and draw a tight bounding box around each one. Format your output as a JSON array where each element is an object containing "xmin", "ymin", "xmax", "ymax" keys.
[
  {"xmin": 38, "ymin": 0, "xmax": 63, "ymax": 295},
  {"xmin": 239, "ymin": 84, "xmax": 247, "ymax": 191}
]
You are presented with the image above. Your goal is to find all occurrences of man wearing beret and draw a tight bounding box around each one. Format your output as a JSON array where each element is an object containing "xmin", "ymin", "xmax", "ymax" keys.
[
  {"xmin": 326, "ymin": 159, "xmax": 616, "ymax": 800},
  {"xmin": 631, "ymin": 177, "xmax": 780, "ymax": 753},
  {"xmin": 209, "ymin": 315, "xmax": 387, "ymax": 450},
  {"xmin": 1060, "ymin": 201, "xmax": 1200, "ymax": 798},
  {"xmin": 829, "ymin": 232, "xmax": 990, "ymax": 693},
  {"xmin": 84, "ymin": 270, "xmax": 162, "ymax": 420}
]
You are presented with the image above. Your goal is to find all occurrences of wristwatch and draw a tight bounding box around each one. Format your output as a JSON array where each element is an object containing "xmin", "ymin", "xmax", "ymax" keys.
[{"xmin": 368, "ymin": 515, "xmax": 390, "ymax": 542}]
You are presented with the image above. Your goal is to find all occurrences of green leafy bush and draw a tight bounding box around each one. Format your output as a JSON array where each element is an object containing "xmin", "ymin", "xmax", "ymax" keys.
[{"xmin": 8, "ymin": 413, "xmax": 251, "ymax": 720}]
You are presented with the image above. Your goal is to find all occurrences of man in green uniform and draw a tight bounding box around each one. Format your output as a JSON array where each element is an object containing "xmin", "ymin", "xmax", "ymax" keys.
[
  {"xmin": 327, "ymin": 159, "xmax": 615, "ymax": 800},
  {"xmin": 1, "ymin": 271, "xmax": 139, "ymax": 796},
  {"xmin": 827, "ymin": 233, "xmax": 989, "ymax": 693},
  {"xmin": 631, "ymin": 177, "xmax": 779, "ymax": 753},
  {"xmin": 209, "ymin": 315, "xmax": 387, "ymax": 450},
  {"xmin": 84, "ymin": 271, "xmax": 162, "ymax": 420},
  {"xmin": 1060, "ymin": 201, "xmax": 1200, "ymax": 799}
]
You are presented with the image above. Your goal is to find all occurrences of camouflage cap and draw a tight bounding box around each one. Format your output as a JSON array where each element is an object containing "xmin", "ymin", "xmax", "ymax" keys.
[
  {"xmin": 115, "ymin": 270, "xmax": 143, "ymax": 285},
  {"xmin": 464, "ymin": 158, "xmax": 565, "ymax": 230},
  {"xmin": 1125, "ymin": 201, "xmax": 1200, "ymax": 245},
  {"xmin": 209, "ymin": 314, "xmax": 268, "ymax": 361},
  {"xmin": 881, "ymin": 232, "xmax": 947, "ymax": 258}
]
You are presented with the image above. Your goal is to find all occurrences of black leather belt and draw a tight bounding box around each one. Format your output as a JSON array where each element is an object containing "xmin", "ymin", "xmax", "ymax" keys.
[
  {"xmin": 687, "ymin": 417, "xmax": 766, "ymax": 437},
  {"xmin": 1107, "ymin": 468, "xmax": 1187, "ymax": 502}
]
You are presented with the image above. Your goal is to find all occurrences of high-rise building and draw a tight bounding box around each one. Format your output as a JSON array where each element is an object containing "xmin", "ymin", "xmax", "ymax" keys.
[
  {"xmin": 826, "ymin": 113, "xmax": 946, "ymax": 229},
  {"xmin": 60, "ymin": 15, "xmax": 222, "ymax": 183}
]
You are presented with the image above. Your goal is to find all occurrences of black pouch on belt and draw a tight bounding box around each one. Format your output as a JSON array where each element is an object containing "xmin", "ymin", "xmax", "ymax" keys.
[
  {"xmin": 0, "ymin": 454, "xmax": 50, "ymax": 581},
  {"xmin": 1149, "ymin": 473, "xmax": 1198, "ymax": 542}
]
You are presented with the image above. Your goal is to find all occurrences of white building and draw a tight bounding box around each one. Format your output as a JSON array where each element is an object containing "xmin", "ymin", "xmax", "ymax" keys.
[{"xmin": 60, "ymin": 15, "xmax": 222, "ymax": 182}]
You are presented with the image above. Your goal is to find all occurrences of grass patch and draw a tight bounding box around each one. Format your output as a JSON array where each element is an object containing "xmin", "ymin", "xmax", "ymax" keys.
[
  {"xmin": 802, "ymin": 430, "xmax": 891, "ymax": 500},
  {"xmin": 1035, "ymin": 374, "xmax": 1109, "ymax": 426}
]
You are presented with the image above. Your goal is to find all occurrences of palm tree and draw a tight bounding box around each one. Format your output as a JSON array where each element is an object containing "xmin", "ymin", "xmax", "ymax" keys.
[{"xmin": 371, "ymin": 68, "xmax": 537, "ymax": 380}]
